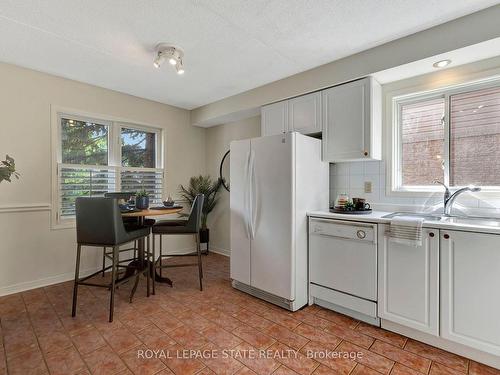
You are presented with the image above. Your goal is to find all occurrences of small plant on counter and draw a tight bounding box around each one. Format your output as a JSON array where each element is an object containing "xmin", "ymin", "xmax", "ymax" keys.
[{"xmin": 0, "ymin": 155, "xmax": 20, "ymax": 184}]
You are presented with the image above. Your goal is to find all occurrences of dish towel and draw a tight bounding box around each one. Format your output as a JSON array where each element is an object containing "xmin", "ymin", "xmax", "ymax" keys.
[{"xmin": 389, "ymin": 216, "xmax": 424, "ymax": 247}]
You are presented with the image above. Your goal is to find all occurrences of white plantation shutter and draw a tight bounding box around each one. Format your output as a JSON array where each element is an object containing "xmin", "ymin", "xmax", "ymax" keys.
[
  {"xmin": 120, "ymin": 169, "xmax": 163, "ymax": 204},
  {"xmin": 58, "ymin": 166, "xmax": 163, "ymax": 220},
  {"xmin": 58, "ymin": 165, "xmax": 117, "ymax": 218}
]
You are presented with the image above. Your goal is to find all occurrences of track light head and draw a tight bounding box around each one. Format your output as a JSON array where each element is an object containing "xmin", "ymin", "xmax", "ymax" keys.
[
  {"xmin": 153, "ymin": 53, "xmax": 165, "ymax": 68},
  {"xmin": 176, "ymin": 60, "xmax": 185, "ymax": 75}
]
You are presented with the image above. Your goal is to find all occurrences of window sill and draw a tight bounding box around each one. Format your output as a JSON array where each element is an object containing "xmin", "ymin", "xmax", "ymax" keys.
[
  {"xmin": 51, "ymin": 217, "xmax": 76, "ymax": 230},
  {"xmin": 389, "ymin": 187, "xmax": 500, "ymax": 199}
]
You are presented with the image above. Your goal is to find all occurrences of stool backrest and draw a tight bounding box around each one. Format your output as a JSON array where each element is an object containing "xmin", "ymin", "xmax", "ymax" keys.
[
  {"xmin": 75, "ymin": 197, "xmax": 127, "ymax": 245},
  {"xmin": 185, "ymin": 194, "xmax": 205, "ymax": 233}
]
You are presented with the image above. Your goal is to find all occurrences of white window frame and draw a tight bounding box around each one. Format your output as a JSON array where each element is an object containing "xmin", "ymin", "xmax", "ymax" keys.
[
  {"xmin": 51, "ymin": 106, "xmax": 164, "ymax": 229},
  {"xmin": 389, "ymin": 75, "xmax": 500, "ymax": 197}
]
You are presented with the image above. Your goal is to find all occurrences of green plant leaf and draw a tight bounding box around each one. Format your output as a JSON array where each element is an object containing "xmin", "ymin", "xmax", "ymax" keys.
[{"xmin": 178, "ymin": 175, "xmax": 222, "ymax": 229}]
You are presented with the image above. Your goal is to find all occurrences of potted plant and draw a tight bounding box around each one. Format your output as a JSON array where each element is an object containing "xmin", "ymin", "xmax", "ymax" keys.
[
  {"xmin": 135, "ymin": 189, "xmax": 150, "ymax": 209},
  {"xmin": 0, "ymin": 155, "xmax": 20, "ymax": 183},
  {"xmin": 178, "ymin": 175, "xmax": 223, "ymax": 252}
]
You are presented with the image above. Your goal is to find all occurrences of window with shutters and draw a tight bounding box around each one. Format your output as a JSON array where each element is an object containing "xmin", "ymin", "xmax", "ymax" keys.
[
  {"xmin": 54, "ymin": 112, "xmax": 163, "ymax": 226},
  {"xmin": 393, "ymin": 81, "xmax": 500, "ymax": 192}
]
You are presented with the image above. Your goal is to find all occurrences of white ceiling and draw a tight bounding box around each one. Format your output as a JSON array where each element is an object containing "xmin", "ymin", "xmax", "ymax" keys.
[{"xmin": 0, "ymin": 0, "xmax": 498, "ymax": 110}]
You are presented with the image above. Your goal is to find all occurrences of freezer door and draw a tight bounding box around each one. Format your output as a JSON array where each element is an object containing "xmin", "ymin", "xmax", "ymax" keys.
[
  {"xmin": 250, "ymin": 133, "xmax": 294, "ymax": 300},
  {"xmin": 230, "ymin": 139, "xmax": 251, "ymax": 285}
]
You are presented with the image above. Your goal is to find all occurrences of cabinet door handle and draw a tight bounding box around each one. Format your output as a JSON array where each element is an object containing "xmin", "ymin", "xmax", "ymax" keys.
[
  {"xmin": 363, "ymin": 151, "xmax": 368, "ymax": 156},
  {"xmin": 429, "ymin": 232, "xmax": 435, "ymax": 237},
  {"xmin": 443, "ymin": 234, "xmax": 450, "ymax": 239}
]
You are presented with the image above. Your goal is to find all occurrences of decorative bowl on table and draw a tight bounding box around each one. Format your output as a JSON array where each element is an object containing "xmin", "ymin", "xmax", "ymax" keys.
[{"xmin": 163, "ymin": 195, "xmax": 175, "ymax": 207}]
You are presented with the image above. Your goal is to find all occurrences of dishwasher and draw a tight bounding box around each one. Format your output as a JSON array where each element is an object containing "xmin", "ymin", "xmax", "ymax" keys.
[{"xmin": 309, "ymin": 217, "xmax": 379, "ymax": 325}]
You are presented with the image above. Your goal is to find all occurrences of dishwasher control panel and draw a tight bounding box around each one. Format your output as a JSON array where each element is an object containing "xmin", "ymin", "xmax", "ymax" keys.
[{"xmin": 309, "ymin": 218, "xmax": 375, "ymax": 242}]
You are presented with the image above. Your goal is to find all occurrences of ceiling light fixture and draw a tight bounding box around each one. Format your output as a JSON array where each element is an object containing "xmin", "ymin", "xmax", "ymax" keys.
[
  {"xmin": 433, "ymin": 59, "xmax": 451, "ymax": 68},
  {"xmin": 153, "ymin": 43, "xmax": 185, "ymax": 74}
]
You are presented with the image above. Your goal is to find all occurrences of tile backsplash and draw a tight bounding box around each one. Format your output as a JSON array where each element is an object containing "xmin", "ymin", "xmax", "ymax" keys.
[{"xmin": 329, "ymin": 161, "xmax": 500, "ymax": 216}]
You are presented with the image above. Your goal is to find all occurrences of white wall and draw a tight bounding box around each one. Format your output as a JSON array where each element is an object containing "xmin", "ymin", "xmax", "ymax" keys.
[
  {"xmin": 0, "ymin": 62, "xmax": 206, "ymax": 296},
  {"xmin": 205, "ymin": 116, "xmax": 261, "ymax": 255}
]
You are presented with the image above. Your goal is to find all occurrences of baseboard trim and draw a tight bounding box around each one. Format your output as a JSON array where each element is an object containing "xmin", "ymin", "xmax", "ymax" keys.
[
  {"xmin": 0, "ymin": 266, "xmax": 100, "ymax": 297},
  {"xmin": 0, "ymin": 245, "xmax": 229, "ymax": 297},
  {"xmin": 208, "ymin": 246, "xmax": 230, "ymax": 257}
]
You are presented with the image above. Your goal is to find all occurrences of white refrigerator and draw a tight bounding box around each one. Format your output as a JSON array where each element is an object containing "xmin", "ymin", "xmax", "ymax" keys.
[{"xmin": 230, "ymin": 132, "xmax": 328, "ymax": 311}]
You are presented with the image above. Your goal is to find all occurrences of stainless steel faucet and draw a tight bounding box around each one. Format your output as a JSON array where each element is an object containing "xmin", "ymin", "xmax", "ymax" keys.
[{"xmin": 434, "ymin": 181, "xmax": 481, "ymax": 216}]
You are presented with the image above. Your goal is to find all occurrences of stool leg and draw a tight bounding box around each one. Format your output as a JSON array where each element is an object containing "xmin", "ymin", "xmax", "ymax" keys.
[
  {"xmin": 102, "ymin": 247, "xmax": 106, "ymax": 277},
  {"xmin": 159, "ymin": 235, "xmax": 163, "ymax": 278},
  {"xmin": 72, "ymin": 244, "xmax": 82, "ymax": 317},
  {"xmin": 152, "ymin": 234, "xmax": 156, "ymax": 295},
  {"xmin": 109, "ymin": 246, "xmax": 118, "ymax": 322},
  {"xmin": 146, "ymin": 236, "xmax": 150, "ymax": 297},
  {"xmin": 196, "ymin": 234, "xmax": 203, "ymax": 291}
]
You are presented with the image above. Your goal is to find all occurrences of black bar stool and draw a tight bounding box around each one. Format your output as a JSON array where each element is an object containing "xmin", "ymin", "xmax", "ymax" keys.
[
  {"xmin": 72, "ymin": 197, "xmax": 151, "ymax": 322},
  {"xmin": 102, "ymin": 192, "xmax": 156, "ymax": 276},
  {"xmin": 151, "ymin": 194, "xmax": 204, "ymax": 294}
]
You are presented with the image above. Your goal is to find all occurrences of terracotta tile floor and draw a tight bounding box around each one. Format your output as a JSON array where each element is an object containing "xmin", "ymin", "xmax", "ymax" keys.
[{"xmin": 1, "ymin": 253, "xmax": 499, "ymax": 375}]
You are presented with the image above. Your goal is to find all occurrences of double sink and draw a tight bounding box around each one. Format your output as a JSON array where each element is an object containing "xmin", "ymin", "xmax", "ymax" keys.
[{"xmin": 382, "ymin": 212, "xmax": 500, "ymax": 228}]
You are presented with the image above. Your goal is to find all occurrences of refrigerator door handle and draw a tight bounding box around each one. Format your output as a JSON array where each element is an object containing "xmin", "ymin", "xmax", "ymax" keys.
[
  {"xmin": 250, "ymin": 150, "xmax": 257, "ymax": 240},
  {"xmin": 243, "ymin": 150, "xmax": 251, "ymax": 239}
]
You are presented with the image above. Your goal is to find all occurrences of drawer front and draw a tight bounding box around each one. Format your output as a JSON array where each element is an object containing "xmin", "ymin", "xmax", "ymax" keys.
[
  {"xmin": 310, "ymin": 284, "xmax": 378, "ymax": 318},
  {"xmin": 309, "ymin": 218, "xmax": 375, "ymax": 242}
]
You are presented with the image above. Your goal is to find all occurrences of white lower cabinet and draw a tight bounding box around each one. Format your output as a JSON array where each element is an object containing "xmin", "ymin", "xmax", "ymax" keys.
[
  {"xmin": 440, "ymin": 230, "xmax": 500, "ymax": 356},
  {"xmin": 378, "ymin": 225, "xmax": 439, "ymax": 336}
]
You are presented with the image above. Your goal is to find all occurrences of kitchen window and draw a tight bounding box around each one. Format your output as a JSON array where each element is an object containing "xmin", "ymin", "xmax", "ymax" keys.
[
  {"xmin": 53, "ymin": 112, "xmax": 163, "ymax": 226},
  {"xmin": 392, "ymin": 80, "xmax": 500, "ymax": 193}
]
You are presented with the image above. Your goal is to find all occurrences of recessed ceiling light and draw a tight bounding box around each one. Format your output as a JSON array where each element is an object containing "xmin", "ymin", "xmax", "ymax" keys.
[{"xmin": 433, "ymin": 59, "xmax": 451, "ymax": 68}]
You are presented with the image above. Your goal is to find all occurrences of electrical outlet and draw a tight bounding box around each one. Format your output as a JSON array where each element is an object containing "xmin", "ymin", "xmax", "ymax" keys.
[{"xmin": 364, "ymin": 181, "xmax": 372, "ymax": 193}]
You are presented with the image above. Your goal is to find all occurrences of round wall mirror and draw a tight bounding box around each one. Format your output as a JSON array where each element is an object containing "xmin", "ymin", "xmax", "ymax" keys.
[{"xmin": 219, "ymin": 150, "xmax": 230, "ymax": 192}]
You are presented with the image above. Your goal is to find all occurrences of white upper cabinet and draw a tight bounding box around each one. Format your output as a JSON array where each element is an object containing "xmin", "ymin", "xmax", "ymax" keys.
[
  {"xmin": 378, "ymin": 225, "xmax": 440, "ymax": 336},
  {"xmin": 288, "ymin": 92, "xmax": 322, "ymax": 135},
  {"xmin": 261, "ymin": 101, "xmax": 288, "ymax": 136},
  {"xmin": 261, "ymin": 92, "xmax": 321, "ymax": 137},
  {"xmin": 322, "ymin": 77, "xmax": 381, "ymax": 162},
  {"xmin": 260, "ymin": 77, "xmax": 381, "ymax": 157},
  {"xmin": 440, "ymin": 230, "xmax": 500, "ymax": 356}
]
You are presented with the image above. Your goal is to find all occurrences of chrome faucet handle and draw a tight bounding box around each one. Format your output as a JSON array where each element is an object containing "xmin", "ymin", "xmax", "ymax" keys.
[
  {"xmin": 433, "ymin": 180, "xmax": 447, "ymax": 188},
  {"xmin": 434, "ymin": 180, "xmax": 451, "ymax": 209},
  {"xmin": 434, "ymin": 180, "xmax": 450, "ymax": 192}
]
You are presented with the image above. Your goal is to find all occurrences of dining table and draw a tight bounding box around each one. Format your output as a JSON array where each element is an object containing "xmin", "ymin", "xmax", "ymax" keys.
[{"xmin": 120, "ymin": 206, "xmax": 183, "ymax": 301}]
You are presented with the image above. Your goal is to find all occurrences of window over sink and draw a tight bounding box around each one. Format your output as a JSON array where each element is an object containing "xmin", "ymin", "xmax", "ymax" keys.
[{"xmin": 392, "ymin": 79, "xmax": 500, "ymax": 193}]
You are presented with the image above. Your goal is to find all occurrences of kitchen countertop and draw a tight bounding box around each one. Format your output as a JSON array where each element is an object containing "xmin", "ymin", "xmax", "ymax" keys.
[{"xmin": 308, "ymin": 210, "xmax": 500, "ymax": 235}]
